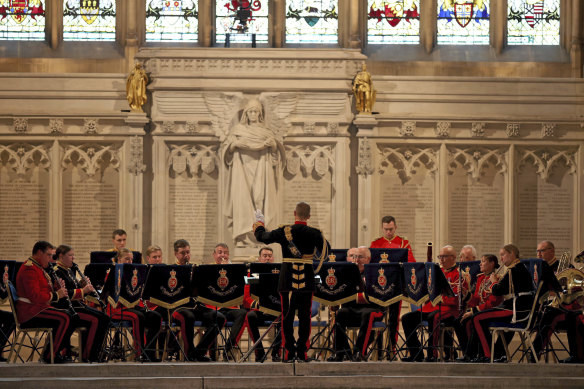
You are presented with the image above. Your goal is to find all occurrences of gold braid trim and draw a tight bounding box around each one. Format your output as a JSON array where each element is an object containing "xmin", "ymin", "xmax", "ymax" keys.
[{"xmin": 314, "ymin": 230, "xmax": 328, "ymax": 273}]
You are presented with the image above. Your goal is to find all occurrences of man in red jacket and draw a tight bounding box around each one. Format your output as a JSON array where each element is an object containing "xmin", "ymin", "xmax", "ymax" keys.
[
  {"xmin": 370, "ymin": 216, "xmax": 415, "ymax": 262},
  {"xmin": 15, "ymin": 241, "xmax": 75, "ymax": 363},
  {"xmin": 401, "ymin": 245, "xmax": 468, "ymax": 362}
]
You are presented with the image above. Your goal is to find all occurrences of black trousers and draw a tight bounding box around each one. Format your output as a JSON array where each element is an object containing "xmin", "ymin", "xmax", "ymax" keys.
[
  {"xmin": 401, "ymin": 310, "xmax": 456, "ymax": 359},
  {"xmin": 73, "ymin": 305, "xmax": 110, "ymax": 361},
  {"xmin": 192, "ymin": 305, "xmax": 225, "ymax": 357},
  {"xmin": 0, "ymin": 310, "xmax": 15, "ymax": 352},
  {"xmin": 334, "ymin": 306, "xmax": 382, "ymax": 356},
  {"xmin": 280, "ymin": 291, "xmax": 313, "ymax": 360}
]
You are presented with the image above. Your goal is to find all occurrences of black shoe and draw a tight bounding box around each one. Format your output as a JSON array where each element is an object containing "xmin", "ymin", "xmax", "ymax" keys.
[
  {"xmin": 0, "ymin": 356, "xmax": 8, "ymax": 363},
  {"xmin": 470, "ymin": 356, "xmax": 490, "ymax": 363},
  {"xmin": 271, "ymin": 355, "xmax": 281, "ymax": 362},
  {"xmin": 493, "ymin": 356, "xmax": 508, "ymax": 363},
  {"xmin": 455, "ymin": 356, "xmax": 470, "ymax": 363},
  {"xmin": 424, "ymin": 355, "xmax": 436, "ymax": 362},
  {"xmin": 194, "ymin": 355, "xmax": 211, "ymax": 362},
  {"xmin": 352, "ymin": 352, "xmax": 366, "ymax": 362},
  {"xmin": 327, "ymin": 353, "xmax": 348, "ymax": 362},
  {"xmin": 401, "ymin": 354, "xmax": 424, "ymax": 362}
]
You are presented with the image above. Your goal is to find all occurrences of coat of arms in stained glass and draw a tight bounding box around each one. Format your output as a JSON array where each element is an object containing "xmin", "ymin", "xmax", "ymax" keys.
[
  {"xmin": 285, "ymin": 0, "xmax": 338, "ymax": 44},
  {"xmin": 0, "ymin": 0, "xmax": 45, "ymax": 40},
  {"xmin": 507, "ymin": 0, "xmax": 559, "ymax": 45},
  {"xmin": 146, "ymin": 0, "xmax": 198, "ymax": 42},
  {"xmin": 216, "ymin": 0, "xmax": 268, "ymax": 44},
  {"xmin": 63, "ymin": 0, "xmax": 116, "ymax": 41},
  {"xmin": 437, "ymin": 0, "xmax": 489, "ymax": 45},
  {"xmin": 367, "ymin": 0, "xmax": 420, "ymax": 44}
]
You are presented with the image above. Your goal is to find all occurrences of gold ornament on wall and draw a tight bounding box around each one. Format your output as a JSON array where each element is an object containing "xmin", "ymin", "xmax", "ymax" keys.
[
  {"xmin": 126, "ymin": 63, "xmax": 149, "ymax": 113},
  {"xmin": 352, "ymin": 63, "xmax": 376, "ymax": 114}
]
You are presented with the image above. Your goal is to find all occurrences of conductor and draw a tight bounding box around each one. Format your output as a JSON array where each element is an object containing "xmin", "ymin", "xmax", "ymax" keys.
[{"xmin": 253, "ymin": 202, "xmax": 329, "ymax": 362}]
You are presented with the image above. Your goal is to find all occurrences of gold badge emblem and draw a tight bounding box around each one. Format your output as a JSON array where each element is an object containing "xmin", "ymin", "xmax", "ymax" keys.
[{"xmin": 217, "ymin": 268, "xmax": 229, "ymax": 290}]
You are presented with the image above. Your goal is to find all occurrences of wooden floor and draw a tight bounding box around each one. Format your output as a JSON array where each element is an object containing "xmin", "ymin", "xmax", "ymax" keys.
[{"xmin": 1, "ymin": 360, "xmax": 584, "ymax": 389}]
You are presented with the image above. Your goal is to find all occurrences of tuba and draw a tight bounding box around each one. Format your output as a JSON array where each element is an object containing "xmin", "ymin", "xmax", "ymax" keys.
[{"xmin": 550, "ymin": 251, "xmax": 584, "ymax": 311}]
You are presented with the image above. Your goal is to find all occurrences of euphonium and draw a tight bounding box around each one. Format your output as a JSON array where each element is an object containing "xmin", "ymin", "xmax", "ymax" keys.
[{"xmin": 550, "ymin": 251, "xmax": 584, "ymax": 311}]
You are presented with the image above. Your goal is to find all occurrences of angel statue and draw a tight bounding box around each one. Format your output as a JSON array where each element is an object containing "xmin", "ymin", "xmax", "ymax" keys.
[
  {"xmin": 222, "ymin": 98, "xmax": 286, "ymax": 247},
  {"xmin": 126, "ymin": 63, "xmax": 148, "ymax": 112},
  {"xmin": 352, "ymin": 63, "xmax": 376, "ymax": 114}
]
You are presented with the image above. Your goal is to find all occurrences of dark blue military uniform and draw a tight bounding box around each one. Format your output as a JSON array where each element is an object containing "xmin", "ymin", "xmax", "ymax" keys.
[{"xmin": 254, "ymin": 221, "xmax": 329, "ymax": 361}]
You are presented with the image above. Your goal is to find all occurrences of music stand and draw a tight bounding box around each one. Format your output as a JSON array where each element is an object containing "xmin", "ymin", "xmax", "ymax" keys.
[
  {"xmin": 0, "ymin": 260, "xmax": 18, "ymax": 304},
  {"xmin": 192, "ymin": 264, "xmax": 246, "ymax": 361},
  {"xmin": 142, "ymin": 264, "xmax": 193, "ymax": 360},
  {"xmin": 327, "ymin": 249, "xmax": 349, "ymax": 262},
  {"xmin": 370, "ymin": 248, "xmax": 409, "ymax": 264},
  {"xmin": 458, "ymin": 260, "xmax": 481, "ymax": 293},
  {"xmin": 311, "ymin": 262, "xmax": 361, "ymax": 360},
  {"xmin": 239, "ymin": 272, "xmax": 282, "ymax": 363}
]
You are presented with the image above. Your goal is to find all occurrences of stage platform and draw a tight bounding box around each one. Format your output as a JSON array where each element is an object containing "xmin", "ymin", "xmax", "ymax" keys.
[{"xmin": 1, "ymin": 361, "xmax": 583, "ymax": 389}]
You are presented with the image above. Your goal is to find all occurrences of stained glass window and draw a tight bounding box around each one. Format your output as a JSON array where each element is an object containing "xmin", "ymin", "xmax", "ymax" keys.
[
  {"xmin": 367, "ymin": 0, "xmax": 420, "ymax": 44},
  {"xmin": 508, "ymin": 0, "xmax": 559, "ymax": 45},
  {"xmin": 437, "ymin": 0, "xmax": 490, "ymax": 45},
  {"xmin": 63, "ymin": 0, "xmax": 116, "ymax": 41},
  {"xmin": 146, "ymin": 0, "xmax": 198, "ymax": 42},
  {"xmin": 285, "ymin": 0, "xmax": 337, "ymax": 44},
  {"xmin": 216, "ymin": 0, "xmax": 268, "ymax": 44},
  {"xmin": 0, "ymin": 0, "xmax": 45, "ymax": 40}
]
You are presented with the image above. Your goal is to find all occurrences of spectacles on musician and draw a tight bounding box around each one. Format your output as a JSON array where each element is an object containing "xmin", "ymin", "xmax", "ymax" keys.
[
  {"xmin": 536, "ymin": 248, "xmax": 551, "ymax": 254},
  {"xmin": 437, "ymin": 255, "xmax": 454, "ymax": 260}
]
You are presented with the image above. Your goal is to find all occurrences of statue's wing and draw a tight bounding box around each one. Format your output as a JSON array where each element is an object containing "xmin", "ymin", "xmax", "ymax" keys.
[
  {"xmin": 204, "ymin": 92, "xmax": 243, "ymax": 141},
  {"xmin": 261, "ymin": 93, "xmax": 298, "ymax": 138}
]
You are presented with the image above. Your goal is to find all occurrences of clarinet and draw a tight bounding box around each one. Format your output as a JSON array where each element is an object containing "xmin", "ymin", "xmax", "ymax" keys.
[
  {"xmin": 71, "ymin": 263, "xmax": 106, "ymax": 310},
  {"xmin": 46, "ymin": 265, "xmax": 79, "ymax": 319}
]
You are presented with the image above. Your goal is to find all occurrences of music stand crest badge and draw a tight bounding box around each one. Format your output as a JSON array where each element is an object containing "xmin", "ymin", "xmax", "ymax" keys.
[
  {"xmin": 328, "ymin": 253, "xmax": 336, "ymax": 262},
  {"xmin": 325, "ymin": 267, "xmax": 337, "ymax": 289},
  {"xmin": 131, "ymin": 269, "xmax": 138, "ymax": 289},
  {"xmin": 2, "ymin": 265, "xmax": 8, "ymax": 285},
  {"xmin": 217, "ymin": 268, "xmax": 229, "ymax": 290},
  {"xmin": 377, "ymin": 267, "xmax": 387, "ymax": 289},
  {"xmin": 380, "ymin": 252, "xmax": 389, "ymax": 263},
  {"xmin": 533, "ymin": 264, "xmax": 538, "ymax": 285},
  {"xmin": 410, "ymin": 267, "xmax": 417, "ymax": 287},
  {"xmin": 427, "ymin": 266, "xmax": 433, "ymax": 291},
  {"xmin": 168, "ymin": 269, "xmax": 178, "ymax": 291}
]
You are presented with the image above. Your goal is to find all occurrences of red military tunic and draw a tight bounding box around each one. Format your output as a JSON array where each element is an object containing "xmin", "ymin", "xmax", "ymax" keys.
[
  {"xmin": 467, "ymin": 273, "xmax": 503, "ymax": 314},
  {"xmin": 370, "ymin": 235, "xmax": 416, "ymax": 262},
  {"xmin": 15, "ymin": 258, "xmax": 61, "ymax": 323},
  {"xmin": 421, "ymin": 264, "xmax": 469, "ymax": 316}
]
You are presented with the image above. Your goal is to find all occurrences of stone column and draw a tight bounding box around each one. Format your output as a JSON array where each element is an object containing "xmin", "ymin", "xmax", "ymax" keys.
[
  {"xmin": 491, "ymin": 0, "xmax": 506, "ymax": 54},
  {"xmin": 199, "ymin": 0, "xmax": 213, "ymax": 46},
  {"xmin": 272, "ymin": 0, "xmax": 285, "ymax": 48},
  {"xmin": 46, "ymin": 0, "xmax": 63, "ymax": 50},
  {"xmin": 571, "ymin": 0, "xmax": 583, "ymax": 78},
  {"xmin": 124, "ymin": 0, "xmax": 141, "ymax": 71},
  {"xmin": 420, "ymin": 0, "xmax": 436, "ymax": 54}
]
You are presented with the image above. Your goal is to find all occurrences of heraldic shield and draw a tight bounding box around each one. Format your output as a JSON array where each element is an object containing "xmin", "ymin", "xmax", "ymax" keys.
[
  {"xmin": 370, "ymin": 248, "xmax": 409, "ymax": 264},
  {"xmin": 364, "ymin": 263, "xmax": 404, "ymax": 307},
  {"xmin": 106, "ymin": 263, "xmax": 148, "ymax": 308},
  {"xmin": 0, "ymin": 260, "xmax": 17, "ymax": 303},
  {"xmin": 142, "ymin": 264, "xmax": 192, "ymax": 309},
  {"xmin": 314, "ymin": 262, "xmax": 361, "ymax": 306},
  {"xmin": 426, "ymin": 262, "xmax": 454, "ymax": 306},
  {"xmin": 192, "ymin": 264, "xmax": 246, "ymax": 308},
  {"xmin": 521, "ymin": 258, "xmax": 544, "ymax": 291},
  {"xmin": 402, "ymin": 262, "xmax": 429, "ymax": 306}
]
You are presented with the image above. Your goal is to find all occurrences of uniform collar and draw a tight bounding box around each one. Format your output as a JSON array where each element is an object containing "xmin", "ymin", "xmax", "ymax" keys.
[
  {"xmin": 507, "ymin": 258, "xmax": 521, "ymax": 269},
  {"xmin": 295, "ymin": 221, "xmax": 307, "ymax": 225}
]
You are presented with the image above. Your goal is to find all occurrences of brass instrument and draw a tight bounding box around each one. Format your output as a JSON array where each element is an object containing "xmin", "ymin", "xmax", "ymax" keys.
[{"xmin": 550, "ymin": 251, "xmax": 584, "ymax": 311}]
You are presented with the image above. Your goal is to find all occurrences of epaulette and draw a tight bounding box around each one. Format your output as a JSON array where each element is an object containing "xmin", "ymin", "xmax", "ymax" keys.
[
  {"xmin": 278, "ymin": 224, "xmax": 289, "ymax": 228},
  {"xmin": 24, "ymin": 259, "xmax": 33, "ymax": 266}
]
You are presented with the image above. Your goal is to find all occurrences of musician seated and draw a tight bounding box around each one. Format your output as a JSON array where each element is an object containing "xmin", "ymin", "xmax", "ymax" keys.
[
  {"xmin": 105, "ymin": 248, "xmax": 162, "ymax": 362},
  {"xmin": 15, "ymin": 241, "xmax": 76, "ymax": 363},
  {"xmin": 242, "ymin": 246, "xmax": 280, "ymax": 362},
  {"xmin": 52, "ymin": 245, "xmax": 110, "ymax": 363},
  {"xmin": 401, "ymin": 245, "xmax": 468, "ymax": 362},
  {"xmin": 531, "ymin": 240, "xmax": 571, "ymax": 360},
  {"xmin": 328, "ymin": 247, "xmax": 383, "ymax": 362},
  {"xmin": 471, "ymin": 244, "xmax": 534, "ymax": 363},
  {"xmin": 454, "ymin": 254, "xmax": 503, "ymax": 362},
  {"xmin": 206, "ymin": 244, "xmax": 250, "ymax": 358}
]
